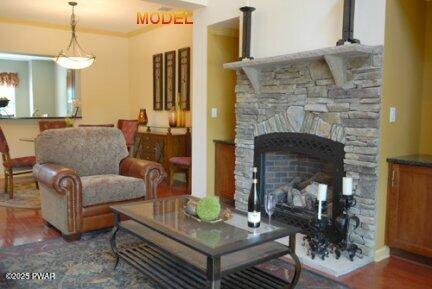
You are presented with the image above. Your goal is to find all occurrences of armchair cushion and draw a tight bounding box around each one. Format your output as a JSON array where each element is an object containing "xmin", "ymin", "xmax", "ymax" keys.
[
  {"xmin": 35, "ymin": 128, "xmax": 129, "ymax": 177},
  {"xmin": 81, "ymin": 174, "xmax": 145, "ymax": 207}
]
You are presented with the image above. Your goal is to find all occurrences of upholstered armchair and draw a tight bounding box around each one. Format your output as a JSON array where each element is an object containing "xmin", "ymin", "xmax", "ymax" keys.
[{"xmin": 33, "ymin": 128, "xmax": 166, "ymax": 241}]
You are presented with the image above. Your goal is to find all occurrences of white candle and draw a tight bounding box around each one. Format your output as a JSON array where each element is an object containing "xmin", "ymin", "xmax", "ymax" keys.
[
  {"xmin": 343, "ymin": 177, "xmax": 353, "ymax": 196},
  {"xmin": 246, "ymin": 0, "xmax": 250, "ymax": 6},
  {"xmin": 318, "ymin": 200, "xmax": 322, "ymax": 220},
  {"xmin": 317, "ymin": 184, "xmax": 328, "ymax": 201}
]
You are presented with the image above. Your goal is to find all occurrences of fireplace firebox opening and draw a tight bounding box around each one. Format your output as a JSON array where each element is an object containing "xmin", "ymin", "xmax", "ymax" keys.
[{"xmin": 254, "ymin": 132, "xmax": 345, "ymax": 243}]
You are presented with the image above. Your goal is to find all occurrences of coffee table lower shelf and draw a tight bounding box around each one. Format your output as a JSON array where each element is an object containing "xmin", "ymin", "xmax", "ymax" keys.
[{"xmin": 117, "ymin": 243, "xmax": 290, "ymax": 289}]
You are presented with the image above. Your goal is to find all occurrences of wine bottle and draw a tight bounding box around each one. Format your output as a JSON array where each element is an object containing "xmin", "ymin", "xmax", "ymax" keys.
[{"xmin": 248, "ymin": 167, "xmax": 261, "ymax": 228}]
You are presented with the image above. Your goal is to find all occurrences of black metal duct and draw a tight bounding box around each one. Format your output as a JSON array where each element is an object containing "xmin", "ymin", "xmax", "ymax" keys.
[
  {"xmin": 240, "ymin": 6, "xmax": 256, "ymax": 60},
  {"xmin": 337, "ymin": 0, "xmax": 360, "ymax": 46}
]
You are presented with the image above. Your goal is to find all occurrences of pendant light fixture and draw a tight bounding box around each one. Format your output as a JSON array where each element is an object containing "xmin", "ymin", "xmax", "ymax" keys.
[{"xmin": 56, "ymin": 2, "xmax": 95, "ymax": 69}]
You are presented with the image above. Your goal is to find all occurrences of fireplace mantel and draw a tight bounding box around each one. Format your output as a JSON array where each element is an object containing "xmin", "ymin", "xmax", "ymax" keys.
[{"xmin": 224, "ymin": 44, "xmax": 383, "ymax": 91}]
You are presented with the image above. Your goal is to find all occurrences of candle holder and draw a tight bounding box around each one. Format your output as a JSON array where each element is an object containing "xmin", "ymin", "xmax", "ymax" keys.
[
  {"xmin": 334, "ymin": 195, "xmax": 363, "ymax": 261},
  {"xmin": 304, "ymin": 215, "xmax": 331, "ymax": 260}
]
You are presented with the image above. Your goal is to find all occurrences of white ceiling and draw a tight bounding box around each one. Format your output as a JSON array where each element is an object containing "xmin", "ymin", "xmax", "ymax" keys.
[{"xmin": 0, "ymin": 0, "xmax": 183, "ymax": 33}]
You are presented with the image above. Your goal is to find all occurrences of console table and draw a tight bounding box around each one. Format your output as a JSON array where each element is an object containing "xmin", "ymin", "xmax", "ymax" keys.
[{"xmin": 134, "ymin": 126, "xmax": 191, "ymax": 179}]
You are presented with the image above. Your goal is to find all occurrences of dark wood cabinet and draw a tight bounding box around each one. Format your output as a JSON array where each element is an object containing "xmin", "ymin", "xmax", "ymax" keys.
[
  {"xmin": 214, "ymin": 140, "xmax": 235, "ymax": 205},
  {"xmin": 135, "ymin": 128, "xmax": 190, "ymax": 179},
  {"xmin": 387, "ymin": 160, "xmax": 432, "ymax": 258}
]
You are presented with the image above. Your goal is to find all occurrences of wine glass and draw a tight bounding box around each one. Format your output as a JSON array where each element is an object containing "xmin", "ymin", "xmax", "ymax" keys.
[{"xmin": 264, "ymin": 193, "xmax": 277, "ymax": 224}]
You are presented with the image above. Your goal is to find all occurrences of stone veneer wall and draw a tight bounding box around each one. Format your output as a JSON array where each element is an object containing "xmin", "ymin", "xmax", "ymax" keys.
[{"xmin": 234, "ymin": 48, "xmax": 383, "ymax": 256}]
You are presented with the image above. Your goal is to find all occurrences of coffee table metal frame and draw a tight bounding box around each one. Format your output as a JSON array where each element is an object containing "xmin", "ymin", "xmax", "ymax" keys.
[{"xmin": 110, "ymin": 196, "xmax": 302, "ymax": 289}]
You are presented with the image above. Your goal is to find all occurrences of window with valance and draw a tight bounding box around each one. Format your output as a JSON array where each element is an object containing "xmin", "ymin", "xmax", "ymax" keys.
[
  {"xmin": 0, "ymin": 73, "xmax": 19, "ymax": 87},
  {"xmin": 0, "ymin": 73, "xmax": 19, "ymax": 116}
]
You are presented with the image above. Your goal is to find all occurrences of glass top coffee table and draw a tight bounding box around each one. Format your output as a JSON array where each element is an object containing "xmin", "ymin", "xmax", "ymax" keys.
[{"xmin": 110, "ymin": 196, "xmax": 302, "ymax": 289}]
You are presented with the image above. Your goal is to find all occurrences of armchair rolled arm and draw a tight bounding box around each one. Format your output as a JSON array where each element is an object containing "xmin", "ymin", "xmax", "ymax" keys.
[
  {"xmin": 33, "ymin": 163, "xmax": 83, "ymax": 233},
  {"xmin": 120, "ymin": 157, "xmax": 166, "ymax": 199}
]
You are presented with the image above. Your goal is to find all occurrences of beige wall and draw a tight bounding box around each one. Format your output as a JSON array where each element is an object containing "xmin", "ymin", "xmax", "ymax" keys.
[
  {"xmin": 128, "ymin": 23, "xmax": 192, "ymax": 126},
  {"xmin": 420, "ymin": 4, "xmax": 432, "ymax": 153},
  {"xmin": 376, "ymin": 0, "xmax": 428, "ymax": 252},
  {"xmin": 0, "ymin": 22, "xmax": 130, "ymax": 163},
  {"xmin": 206, "ymin": 28, "xmax": 238, "ymax": 195}
]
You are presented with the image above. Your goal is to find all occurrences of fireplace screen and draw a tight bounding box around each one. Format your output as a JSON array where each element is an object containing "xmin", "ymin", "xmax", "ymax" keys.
[{"xmin": 254, "ymin": 132, "xmax": 345, "ymax": 238}]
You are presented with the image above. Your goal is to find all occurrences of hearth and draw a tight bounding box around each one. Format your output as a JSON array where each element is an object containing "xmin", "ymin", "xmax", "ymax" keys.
[{"xmin": 254, "ymin": 132, "xmax": 345, "ymax": 243}]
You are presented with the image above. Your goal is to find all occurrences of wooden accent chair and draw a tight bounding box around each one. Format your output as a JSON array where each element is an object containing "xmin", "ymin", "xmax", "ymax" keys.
[
  {"xmin": 0, "ymin": 127, "xmax": 37, "ymax": 199},
  {"xmin": 33, "ymin": 128, "xmax": 166, "ymax": 241},
  {"xmin": 169, "ymin": 157, "xmax": 191, "ymax": 194},
  {"xmin": 117, "ymin": 119, "xmax": 139, "ymax": 154},
  {"xmin": 79, "ymin": 124, "xmax": 115, "ymax": 127},
  {"xmin": 39, "ymin": 120, "xmax": 68, "ymax": 132}
]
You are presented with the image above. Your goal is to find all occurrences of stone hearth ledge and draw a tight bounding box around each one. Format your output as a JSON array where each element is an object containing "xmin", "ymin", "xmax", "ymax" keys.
[{"xmin": 224, "ymin": 44, "xmax": 383, "ymax": 91}]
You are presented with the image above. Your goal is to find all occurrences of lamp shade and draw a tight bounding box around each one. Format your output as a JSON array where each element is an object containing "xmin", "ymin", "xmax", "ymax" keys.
[{"xmin": 56, "ymin": 55, "xmax": 95, "ymax": 70}]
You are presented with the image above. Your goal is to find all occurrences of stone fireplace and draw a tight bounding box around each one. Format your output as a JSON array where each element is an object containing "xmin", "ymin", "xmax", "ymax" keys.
[{"xmin": 224, "ymin": 45, "xmax": 383, "ymax": 258}]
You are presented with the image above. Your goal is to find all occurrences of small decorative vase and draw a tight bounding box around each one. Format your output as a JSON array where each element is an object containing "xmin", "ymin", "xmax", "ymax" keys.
[
  {"xmin": 168, "ymin": 108, "xmax": 177, "ymax": 127},
  {"xmin": 138, "ymin": 109, "xmax": 148, "ymax": 125}
]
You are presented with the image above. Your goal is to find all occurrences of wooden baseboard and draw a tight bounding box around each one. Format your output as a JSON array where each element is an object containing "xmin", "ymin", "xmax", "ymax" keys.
[
  {"xmin": 374, "ymin": 246, "xmax": 390, "ymax": 262},
  {"xmin": 390, "ymin": 248, "xmax": 432, "ymax": 267}
]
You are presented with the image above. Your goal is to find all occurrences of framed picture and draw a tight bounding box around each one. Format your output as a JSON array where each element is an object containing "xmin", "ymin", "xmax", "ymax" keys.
[
  {"xmin": 164, "ymin": 51, "xmax": 176, "ymax": 110},
  {"xmin": 178, "ymin": 47, "xmax": 191, "ymax": 111},
  {"xmin": 153, "ymin": 53, "xmax": 163, "ymax": 111}
]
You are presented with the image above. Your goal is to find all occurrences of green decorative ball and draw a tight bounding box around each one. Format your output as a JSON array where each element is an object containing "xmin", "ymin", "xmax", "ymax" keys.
[{"xmin": 196, "ymin": 197, "xmax": 221, "ymax": 221}]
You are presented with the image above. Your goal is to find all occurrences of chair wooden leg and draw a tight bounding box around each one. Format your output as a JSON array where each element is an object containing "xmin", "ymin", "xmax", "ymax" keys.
[
  {"xmin": 4, "ymin": 172, "xmax": 8, "ymax": 194},
  {"xmin": 7, "ymin": 170, "xmax": 13, "ymax": 199},
  {"xmin": 187, "ymin": 167, "xmax": 192, "ymax": 195},
  {"xmin": 35, "ymin": 181, "xmax": 39, "ymax": 190},
  {"xmin": 62, "ymin": 233, "xmax": 81, "ymax": 242}
]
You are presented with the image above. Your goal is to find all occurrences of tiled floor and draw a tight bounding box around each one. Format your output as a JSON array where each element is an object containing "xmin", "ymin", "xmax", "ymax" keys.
[{"xmin": 0, "ymin": 178, "xmax": 432, "ymax": 289}]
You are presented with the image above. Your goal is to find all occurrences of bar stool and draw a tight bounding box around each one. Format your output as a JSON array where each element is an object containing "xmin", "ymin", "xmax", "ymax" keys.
[{"xmin": 169, "ymin": 157, "xmax": 191, "ymax": 195}]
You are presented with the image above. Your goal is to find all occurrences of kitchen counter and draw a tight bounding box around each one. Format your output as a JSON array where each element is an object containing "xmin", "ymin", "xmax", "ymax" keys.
[{"xmin": 387, "ymin": 154, "xmax": 432, "ymax": 168}]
